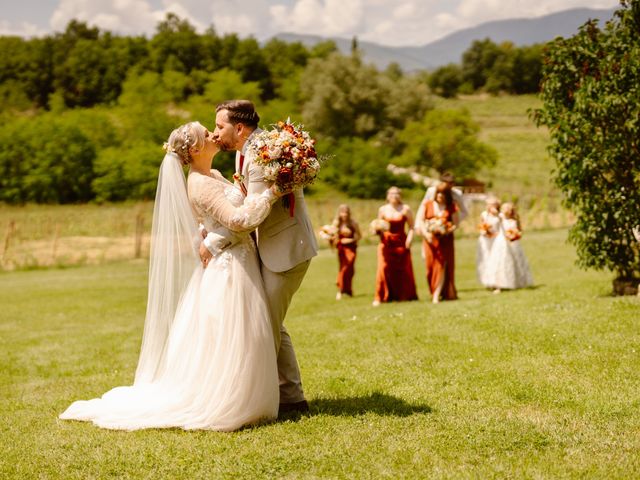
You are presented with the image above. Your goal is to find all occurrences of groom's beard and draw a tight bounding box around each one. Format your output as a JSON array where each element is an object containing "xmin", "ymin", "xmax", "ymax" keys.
[{"xmin": 216, "ymin": 140, "xmax": 235, "ymax": 152}]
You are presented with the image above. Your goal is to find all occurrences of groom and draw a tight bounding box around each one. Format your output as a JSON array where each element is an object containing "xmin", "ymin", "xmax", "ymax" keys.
[{"xmin": 204, "ymin": 99, "xmax": 318, "ymax": 414}]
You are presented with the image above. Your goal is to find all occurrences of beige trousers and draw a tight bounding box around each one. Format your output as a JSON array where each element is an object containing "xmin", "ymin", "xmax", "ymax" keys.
[{"xmin": 260, "ymin": 259, "xmax": 310, "ymax": 403}]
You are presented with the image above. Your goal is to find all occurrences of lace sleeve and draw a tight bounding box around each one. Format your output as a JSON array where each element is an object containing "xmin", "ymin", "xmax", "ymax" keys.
[{"xmin": 194, "ymin": 176, "xmax": 274, "ymax": 233}]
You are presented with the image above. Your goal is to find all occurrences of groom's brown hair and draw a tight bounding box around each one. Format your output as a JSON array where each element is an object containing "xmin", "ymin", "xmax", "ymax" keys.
[{"xmin": 216, "ymin": 100, "xmax": 260, "ymax": 128}]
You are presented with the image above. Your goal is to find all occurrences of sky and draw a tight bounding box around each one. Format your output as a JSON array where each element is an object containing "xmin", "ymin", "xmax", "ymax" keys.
[{"xmin": 0, "ymin": 0, "xmax": 620, "ymax": 47}]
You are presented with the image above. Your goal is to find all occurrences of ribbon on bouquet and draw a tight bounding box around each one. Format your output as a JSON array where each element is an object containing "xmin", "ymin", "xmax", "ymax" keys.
[{"xmin": 283, "ymin": 192, "xmax": 295, "ymax": 217}]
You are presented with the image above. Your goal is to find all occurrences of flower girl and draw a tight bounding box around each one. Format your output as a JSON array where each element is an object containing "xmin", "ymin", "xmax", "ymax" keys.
[
  {"xmin": 476, "ymin": 197, "xmax": 501, "ymax": 287},
  {"xmin": 485, "ymin": 202, "xmax": 533, "ymax": 292}
]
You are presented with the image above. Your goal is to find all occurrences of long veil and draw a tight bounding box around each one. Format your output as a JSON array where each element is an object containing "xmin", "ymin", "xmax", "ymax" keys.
[{"xmin": 134, "ymin": 153, "xmax": 200, "ymax": 384}]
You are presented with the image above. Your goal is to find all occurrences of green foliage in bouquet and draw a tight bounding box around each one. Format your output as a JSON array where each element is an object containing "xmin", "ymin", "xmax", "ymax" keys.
[{"xmin": 533, "ymin": 0, "xmax": 640, "ymax": 283}]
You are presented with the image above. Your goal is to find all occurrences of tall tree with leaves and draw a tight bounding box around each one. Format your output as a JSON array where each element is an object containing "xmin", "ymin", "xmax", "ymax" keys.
[
  {"xmin": 396, "ymin": 108, "xmax": 497, "ymax": 179},
  {"xmin": 533, "ymin": 0, "xmax": 640, "ymax": 290}
]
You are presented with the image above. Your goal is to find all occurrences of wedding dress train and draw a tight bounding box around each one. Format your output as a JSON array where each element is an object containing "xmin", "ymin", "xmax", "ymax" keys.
[{"xmin": 60, "ymin": 164, "xmax": 279, "ymax": 431}]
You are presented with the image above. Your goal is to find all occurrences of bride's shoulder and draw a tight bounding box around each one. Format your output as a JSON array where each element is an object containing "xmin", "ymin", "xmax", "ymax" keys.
[
  {"xmin": 210, "ymin": 169, "xmax": 233, "ymax": 185},
  {"xmin": 188, "ymin": 171, "xmax": 223, "ymax": 198}
]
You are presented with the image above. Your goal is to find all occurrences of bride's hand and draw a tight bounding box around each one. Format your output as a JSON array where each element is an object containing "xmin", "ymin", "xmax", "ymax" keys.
[{"xmin": 270, "ymin": 184, "xmax": 292, "ymax": 198}]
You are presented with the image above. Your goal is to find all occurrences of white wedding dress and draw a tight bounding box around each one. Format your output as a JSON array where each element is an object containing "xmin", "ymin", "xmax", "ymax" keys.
[
  {"xmin": 476, "ymin": 210, "xmax": 501, "ymax": 287},
  {"xmin": 59, "ymin": 166, "xmax": 279, "ymax": 431},
  {"xmin": 484, "ymin": 217, "xmax": 533, "ymax": 290}
]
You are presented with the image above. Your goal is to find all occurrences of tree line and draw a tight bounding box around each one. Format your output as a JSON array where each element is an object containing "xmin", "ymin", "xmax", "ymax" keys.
[
  {"xmin": 427, "ymin": 39, "xmax": 544, "ymax": 98},
  {"xmin": 0, "ymin": 15, "xmax": 514, "ymax": 204}
]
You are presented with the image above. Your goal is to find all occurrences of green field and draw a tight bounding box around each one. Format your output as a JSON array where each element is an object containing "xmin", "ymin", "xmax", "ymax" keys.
[
  {"xmin": 0, "ymin": 95, "xmax": 572, "ymax": 271},
  {"xmin": 2, "ymin": 228, "xmax": 639, "ymax": 478}
]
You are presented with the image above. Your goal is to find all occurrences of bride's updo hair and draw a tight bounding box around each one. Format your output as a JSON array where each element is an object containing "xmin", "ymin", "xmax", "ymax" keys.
[{"xmin": 164, "ymin": 122, "xmax": 206, "ymax": 165}]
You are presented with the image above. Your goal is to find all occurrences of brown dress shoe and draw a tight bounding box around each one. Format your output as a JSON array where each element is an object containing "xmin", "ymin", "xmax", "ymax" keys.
[{"xmin": 278, "ymin": 400, "xmax": 309, "ymax": 415}]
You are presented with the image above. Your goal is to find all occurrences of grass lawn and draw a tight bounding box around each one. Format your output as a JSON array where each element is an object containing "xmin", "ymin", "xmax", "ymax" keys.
[{"xmin": 1, "ymin": 228, "xmax": 639, "ymax": 478}]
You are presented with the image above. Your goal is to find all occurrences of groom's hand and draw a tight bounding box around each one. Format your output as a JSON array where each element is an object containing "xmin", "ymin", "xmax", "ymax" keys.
[{"xmin": 199, "ymin": 241, "xmax": 213, "ymax": 268}]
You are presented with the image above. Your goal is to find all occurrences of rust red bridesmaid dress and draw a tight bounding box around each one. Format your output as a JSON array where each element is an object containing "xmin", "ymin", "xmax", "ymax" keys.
[
  {"xmin": 423, "ymin": 200, "xmax": 458, "ymax": 300},
  {"xmin": 336, "ymin": 225, "xmax": 357, "ymax": 296},
  {"xmin": 374, "ymin": 214, "xmax": 418, "ymax": 303}
]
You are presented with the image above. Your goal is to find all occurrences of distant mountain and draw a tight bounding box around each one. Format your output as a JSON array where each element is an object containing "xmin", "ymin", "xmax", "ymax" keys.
[{"xmin": 274, "ymin": 7, "xmax": 616, "ymax": 71}]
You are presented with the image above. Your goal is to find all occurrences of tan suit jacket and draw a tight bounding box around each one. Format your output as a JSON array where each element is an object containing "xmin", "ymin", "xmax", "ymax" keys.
[{"xmin": 237, "ymin": 129, "xmax": 318, "ymax": 273}]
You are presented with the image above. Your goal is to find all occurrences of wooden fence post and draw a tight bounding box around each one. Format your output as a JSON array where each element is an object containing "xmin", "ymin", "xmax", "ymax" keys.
[
  {"xmin": 134, "ymin": 212, "xmax": 144, "ymax": 259},
  {"xmin": 2, "ymin": 220, "xmax": 16, "ymax": 262},
  {"xmin": 52, "ymin": 223, "xmax": 60, "ymax": 262}
]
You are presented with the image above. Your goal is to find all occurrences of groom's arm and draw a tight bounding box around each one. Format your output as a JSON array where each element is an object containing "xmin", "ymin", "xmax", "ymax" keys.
[{"xmin": 246, "ymin": 152, "xmax": 270, "ymax": 196}]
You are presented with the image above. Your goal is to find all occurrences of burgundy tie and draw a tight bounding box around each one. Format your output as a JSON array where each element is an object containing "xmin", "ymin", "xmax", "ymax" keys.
[{"xmin": 238, "ymin": 154, "xmax": 247, "ymax": 196}]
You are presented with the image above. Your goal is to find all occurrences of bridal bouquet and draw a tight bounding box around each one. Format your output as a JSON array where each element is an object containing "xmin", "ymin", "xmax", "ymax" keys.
[
  {"xmin": 477, "ymin": 222, "xmax": 495, "ymax": 237},
  {"xmin": 247, "ymin": 120, "xmax": 322, "ymax": 192},
  {"xmin": 505, "ymin": 228, "xmax": 522, "ymax": 242},
  {"xmin": 425, "ymin": 217, "xmax": 453, "ymax": 236},
  {"xmin": 369, "ymin": 219, "xmax": 390, "ymax": 235},
  {"xmin": 318, "ymin": 224, "xmax": 338, "ymax": 242}
]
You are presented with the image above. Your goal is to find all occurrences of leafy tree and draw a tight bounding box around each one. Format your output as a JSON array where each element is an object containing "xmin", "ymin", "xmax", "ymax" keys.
[
  {"xmin": 0, "ymin": 79, "xmax": 32, "ymax": 111},
  {"xmin": 511, "ymin": 44, "xmax": 544, "ymax": 94},
  {"xmin": 0, "ymin": 116, "xmax": 96, "ymax": 203},
  {"xmin": 320, "ymin": 137, "xmax": 414, "ymax": 198},
  {"xmin": 461, "ymin": 38, "xmax": 503, "ymax": 90},
  {"xmin": 117, "ymin": 71, "xmax": 176, "ymax": 144},
  {"xmin": 380, "ymin": 74, "xmax": 432, "ymax": 144},
  {"xmin": 0, "ymin": 36, "xmax": 54, "ymax": 109},
  {"xmin": 184, "ymin": 68, "xmax": 262, "ymax": 123},
  {"xmin": 396, "ymin": 108, "xmax": 497, "ymax": 179},
  {"xmin": 484, "ymin": 42, "xmax": 515, "ymax": 94},
  {"xmin": 300, "ymin": 53, "xmax": 430, "ymax": 141},
  {"xmin": 231, "ymin": 38, "xmax": 274, "ymax": 99},
  {"xmin": 533, "ymin": 0, "xmax": 640, "ymax": 285},
  {"xmin": 150, "ymin": 13, "xmax": 203, "ymax": 73},
  {"xmin": 428, "ymin": 63, "xmax": 463, "ymax": 98},
  {"xmin": 309, "ymin": 40, "xmax": 339, "ymax": 58},
  {"xmin": 384, "ymin": 62, "xmax": 404, "ymax": 81},
  {"xmin": 262, "ymin": 39, "xmax": 309, "ymax": 100},
  {"xmin": 92, "ymin": 141, "xmax": 161, "ymax": 202}
]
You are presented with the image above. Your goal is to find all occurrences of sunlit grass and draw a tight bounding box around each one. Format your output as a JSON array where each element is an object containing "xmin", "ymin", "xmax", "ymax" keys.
[{"xmin": 1, "ymin": 229, "xmax": 639, "ymax": 478}]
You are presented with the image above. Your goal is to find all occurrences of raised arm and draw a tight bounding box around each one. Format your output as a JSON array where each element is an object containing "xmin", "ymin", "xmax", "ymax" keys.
[
  {"xmin": 246, "ymin": 151, "xmax": 270, "ymax": 196},
  {"xmin": 194, "ymin": 176, "xmax": 276, "ymax": 233}
]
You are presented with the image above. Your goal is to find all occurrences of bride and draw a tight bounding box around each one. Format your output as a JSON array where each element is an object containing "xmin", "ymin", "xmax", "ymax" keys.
[{"xmin": 59, "ymin": 121, "xmax": 282, "ymax": 431}]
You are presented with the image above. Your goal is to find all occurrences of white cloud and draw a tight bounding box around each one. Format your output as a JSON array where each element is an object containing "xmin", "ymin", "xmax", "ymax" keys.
[
  {"xmin": 269, "ymin": 0, "xmax": 365, "ymax": 37},
  {"xmin": 393, "ymin": 3, "xmax": 416, "ymax": 20},
  {"xmin": 455, "ymin": 0, "xmax": 618, "ymax": 27},
  {"xmin": 49, "ymin": 0, "xmax": 206, "ymax": 36},
  {"xmin": 3, "ymin": 0, "xmax": 619, "ymax": 45},
  {"xmin": 0, "ymin": 20, "xmax": 47, "ymax": 37}
]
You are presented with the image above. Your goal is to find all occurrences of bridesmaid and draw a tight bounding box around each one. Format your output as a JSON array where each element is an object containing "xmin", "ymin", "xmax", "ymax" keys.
[
  {"xmin": 485, "ymin": 202, "xmax": 533, "ymax": 293},
  {"xmin": 373, "ymin": 186, "xmax": 418, "ymax": 306},
  {"xmin": 421, "ymin": 183, "xmax": 459, "ymax": 303},
  {"xmin": 332, "ymin": 204, "xmax": 361, "ymax": 300},
  {"xmin": 476, "ymin": 196, "xmax": 501, "ymax": 288}
]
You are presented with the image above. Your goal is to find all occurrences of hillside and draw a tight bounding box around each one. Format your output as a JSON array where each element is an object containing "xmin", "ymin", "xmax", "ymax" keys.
[{"xmin": 275, "ymin": 7, "xmax": 616, "ymax": 71}]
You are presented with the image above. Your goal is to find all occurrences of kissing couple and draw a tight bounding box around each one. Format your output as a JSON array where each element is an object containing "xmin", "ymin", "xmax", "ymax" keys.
[{"xmin": 59, "ymin": 100, "xmax": 318, "ymax": 431}]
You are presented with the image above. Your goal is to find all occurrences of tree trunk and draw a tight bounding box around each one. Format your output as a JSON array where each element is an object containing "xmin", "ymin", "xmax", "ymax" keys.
[{"xmin": 612, "ymin": 277, "xmax": 639, "ymax": 296}]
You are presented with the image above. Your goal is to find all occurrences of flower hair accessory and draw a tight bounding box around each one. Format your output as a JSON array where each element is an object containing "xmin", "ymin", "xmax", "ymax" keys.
[{"xmin": 162, "ymin": 142, "xmax": 176, "ymax": 153}]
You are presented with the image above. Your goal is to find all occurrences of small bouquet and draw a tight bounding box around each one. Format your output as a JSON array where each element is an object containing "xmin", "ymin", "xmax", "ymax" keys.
[
  {"xmin": 318, "ymin": 224, "xmax": 338, "ymax": 242},
  {"xmin": 477, "ymin": 222, "xmax": 495, "ymax": 237},
  {"xmin": 247, "ymin": 120, "xmax": 322, "ymax": 192},
  {"xmin": 369, "ymin": 219, "xmax": 390, "ymax": 235},
  {"xmin": 505, "ymin": 228, "xmax": 522, "ymax": 242},
  {"xmin": 425, "ymin": 217, "xmax": 453, "ymax": 236}
]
